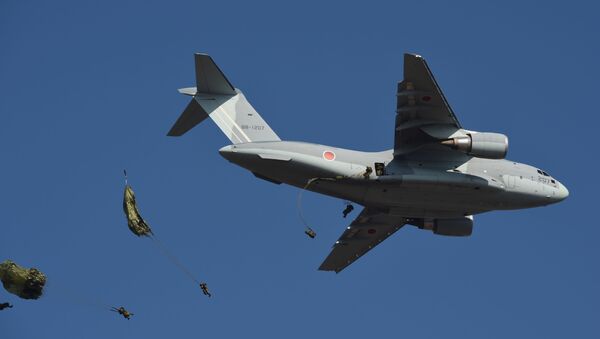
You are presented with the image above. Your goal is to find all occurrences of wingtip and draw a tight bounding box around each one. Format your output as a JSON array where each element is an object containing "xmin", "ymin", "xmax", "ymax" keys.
[
  {"xmin": 318, "ymin": 265, "xmax": 334, "ymax": 272},
  {"xmin": 318, "ymin": 264, "xmax": 345, "ymax": 273},
  {"xmin": 194, "ymin": 53, "xmax": 214, "ymax": 64},
  {"xmin": 178, "ymin": 87, "xmax": 197, "ymax": 96},
  {"xmin": 405, "ymin": 52, "xmax": 423, "ymax": 59}
]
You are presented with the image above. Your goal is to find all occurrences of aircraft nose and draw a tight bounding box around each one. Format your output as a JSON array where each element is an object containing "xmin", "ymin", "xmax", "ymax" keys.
[{"xmin": 555, "ymin": 182, "xmax": 569, "ymax": 201}]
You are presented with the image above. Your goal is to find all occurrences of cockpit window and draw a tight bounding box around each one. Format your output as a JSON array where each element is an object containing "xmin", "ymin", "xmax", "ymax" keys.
[{"xmin": 537, "ymin": 169, "xmax": 550, "ymax": 177}]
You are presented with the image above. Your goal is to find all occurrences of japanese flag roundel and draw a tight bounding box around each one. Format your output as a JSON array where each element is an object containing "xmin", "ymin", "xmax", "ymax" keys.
[{"xmin": 323, "ymin": 150, "xmax": 336, "ymax": 161}]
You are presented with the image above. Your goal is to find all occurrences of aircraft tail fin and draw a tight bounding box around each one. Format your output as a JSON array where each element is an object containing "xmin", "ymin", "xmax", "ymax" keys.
[{"xmin": 167, "ymin": 53, "xmax": 280, "ymax": 143}]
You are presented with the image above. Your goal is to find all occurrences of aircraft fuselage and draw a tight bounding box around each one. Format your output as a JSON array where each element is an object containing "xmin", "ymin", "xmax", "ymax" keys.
[{"xmin": 219, "ymin": 141, "xmax": 568, "ymax": 218}]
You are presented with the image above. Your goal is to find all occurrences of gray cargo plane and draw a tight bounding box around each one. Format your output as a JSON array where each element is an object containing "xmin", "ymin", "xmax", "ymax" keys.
[{"xmin": 168, "ymin": 53, "xmax": 568, "ymax": 273}]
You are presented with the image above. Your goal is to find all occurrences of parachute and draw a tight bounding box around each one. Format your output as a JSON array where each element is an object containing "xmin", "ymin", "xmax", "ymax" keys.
[
  {"xmin": 0, "ymin": 260, "xmax": 46, "ymax": 300},
  {"xmin": 123, "ymin": 184, "xmax": 153, "ymax": 237},
  {"xmin": 121, "ymin": 171, "xmax": 207, "ymax": 296}
]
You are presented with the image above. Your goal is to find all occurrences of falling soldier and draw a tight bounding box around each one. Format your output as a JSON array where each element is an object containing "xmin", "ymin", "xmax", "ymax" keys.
[
  {"xmin": 304, "ymin": 227, "xmax": 316, "ymax": 239},
  {"xmin": 200, "ymin": 282, "xmax": 211, "ymax": 297},
  {"xmin": 363, "ymin": 166, "xmax": 373, "ymax": 179},
  {"xmin": 342, "ymin": 204, "xmax": 354, "ymax": 218},
  {"xmin": 0, "ymin": 302, "xmax": 13, "ymax": 310},
  {"xmin": 111, "ymin": 306, "xmax": 133, "ymax": 320}
]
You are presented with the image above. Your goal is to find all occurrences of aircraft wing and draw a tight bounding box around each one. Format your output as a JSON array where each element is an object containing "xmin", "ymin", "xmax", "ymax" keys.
[
  {"xmin": 319, "ymin": 208, "xmax": 405, "ymax": 273},
  {"xmin": 394, "ymin": 54, "xmax": 462, "ymax": 154}
]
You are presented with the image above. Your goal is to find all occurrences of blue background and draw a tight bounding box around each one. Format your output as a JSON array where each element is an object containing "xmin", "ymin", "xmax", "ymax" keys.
[{"xmin": 1, "ymin": 1, "xmax": 598, "ymax": 338}]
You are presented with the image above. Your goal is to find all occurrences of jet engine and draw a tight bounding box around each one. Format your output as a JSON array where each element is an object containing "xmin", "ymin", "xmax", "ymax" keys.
[
  {"xmin": 441, "ymin": 132, "xmax": 508, "ymax": 159},
  {"xmin": 420, "ymin": 216, "xmax": 473, "ymax": 237}
]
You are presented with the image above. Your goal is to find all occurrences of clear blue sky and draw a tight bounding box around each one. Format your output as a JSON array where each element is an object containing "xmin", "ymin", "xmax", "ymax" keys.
[{"xmin": 1, "ymin": 1, "xmax": 598, "ymax": 338}]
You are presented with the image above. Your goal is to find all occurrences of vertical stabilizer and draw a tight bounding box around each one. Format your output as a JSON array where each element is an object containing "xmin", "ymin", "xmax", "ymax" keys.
[{"xmin": 168, "ymin": 53, "xmax": 280, "ymax": 143}]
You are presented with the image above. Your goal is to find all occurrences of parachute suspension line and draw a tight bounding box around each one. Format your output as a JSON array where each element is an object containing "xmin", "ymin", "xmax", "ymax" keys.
[
  {"xmin": 44, "ymin": 279, "xmax": 113, "ymax": 312},
  {"xmin": 296, "ymin": 177, "xmax": 338, "ymax": 238},
  {"xmin": 149, "ymin": 235, "xmax": 200, "ymax": 285},
  {"xmin": 297, "ymin": 178, "xmax": 318, "ymax": 233}
]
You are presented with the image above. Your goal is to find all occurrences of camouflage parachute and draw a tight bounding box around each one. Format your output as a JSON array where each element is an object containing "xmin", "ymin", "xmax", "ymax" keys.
[
  {"xmin": 0, "ymin": 260, "xmax": 46, "ymax": 300},
  {"xmin": 123, "ymin": 185, "xmax": 153, "ymax": 237}
]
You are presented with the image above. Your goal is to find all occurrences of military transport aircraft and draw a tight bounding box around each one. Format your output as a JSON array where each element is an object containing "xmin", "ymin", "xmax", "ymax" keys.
[{"xmin": 168, "ymin": 53, "xmax": 569, "ymax": 273}]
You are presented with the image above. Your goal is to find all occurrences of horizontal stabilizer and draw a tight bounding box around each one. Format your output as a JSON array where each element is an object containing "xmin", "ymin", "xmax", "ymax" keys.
[
  {"xmin": 195, "ymin": 53, "xmax": 236, "ymax": 95},
  {"xmin": 167, "ymin": 98, "xmax": 208, "ymax": 136}
]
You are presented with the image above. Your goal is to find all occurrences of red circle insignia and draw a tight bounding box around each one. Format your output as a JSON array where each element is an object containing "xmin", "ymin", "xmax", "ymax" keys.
[{"xmin": 323, "ymin": 151, "xmax": 336, "ymax": 161}]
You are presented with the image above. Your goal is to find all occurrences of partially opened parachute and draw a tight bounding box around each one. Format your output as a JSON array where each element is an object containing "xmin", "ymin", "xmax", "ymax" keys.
[
  {"xmin": 120, "ymin": 172, "xmax": 207, "ymax": 293},
  {"xmin": 123, "ymin": 184, "xmax": 153, "ymax": 237},
  {"xmin": 0, "ymin": 260, "xmax": 46, "ymax": 300}
]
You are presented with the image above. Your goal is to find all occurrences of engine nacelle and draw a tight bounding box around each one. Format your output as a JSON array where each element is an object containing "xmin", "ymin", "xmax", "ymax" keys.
[
  {"xmin": 441, "ymin": 132, "xmax": 508, "ymax": 159},
  {"xmin": 421, "ymin": 216, "xmax": 473, "ymax": 237}
]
